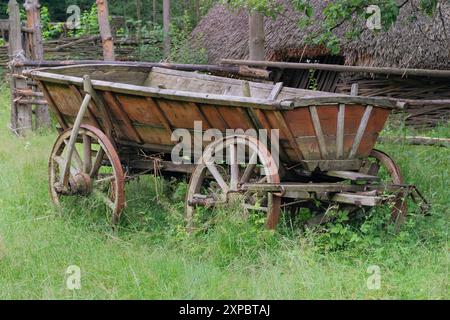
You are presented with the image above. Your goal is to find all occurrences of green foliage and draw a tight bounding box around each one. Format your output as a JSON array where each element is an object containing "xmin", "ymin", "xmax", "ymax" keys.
[
  {"xmin": 40, "ymin": 6, "xmax": 64, "ymax": 40},
  {"xmin": 169, "ymin": 11, "xmax": 208, "ymax": 64}
]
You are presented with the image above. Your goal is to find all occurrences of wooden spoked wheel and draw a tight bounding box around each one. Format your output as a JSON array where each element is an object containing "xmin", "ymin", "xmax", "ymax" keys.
[
  {"xmin": 361, "ymin": 149, "xmax": 407, "ymax": 226},
  {"xmin": 49, "ymin": 124, "xmax": 125, "ymax": 225},
  {"xmin": 186, "ymin": 135, "xmax": 281, "ymax": 231}
]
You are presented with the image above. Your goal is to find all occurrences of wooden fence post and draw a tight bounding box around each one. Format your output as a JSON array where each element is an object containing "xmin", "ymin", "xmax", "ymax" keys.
[
  {"xmin": 8, "ymin": 0, "xmax": 32, "ymax": 135},
  {"xmin": 96, "ymin": 0, "xmax": 115, "ymax": 61},
  {"xmin": 25, "ymin": 0, "xmax": 50, "ymax": 129}
]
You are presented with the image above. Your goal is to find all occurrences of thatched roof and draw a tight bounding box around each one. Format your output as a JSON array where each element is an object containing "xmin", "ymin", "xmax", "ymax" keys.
[{"xmin": 191, "ymin": 0, "xmax": 450, "ymax": 70}]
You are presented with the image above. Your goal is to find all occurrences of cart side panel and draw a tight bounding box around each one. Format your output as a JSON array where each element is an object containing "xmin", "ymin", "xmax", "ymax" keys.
[
  {"xmin": 281, "ymin": 104, "xmax": 389, "ymax": 162},
  {"xmin": 197, "ymin": 104, "xmax": 230, "ymax": 131},
  {"xmin": 43, "ymin": 82, "xmax": 100, "ymax": 129},
  {"xmin": 355, "ymin": 107, "xmax": 390, "ymax": 157}
]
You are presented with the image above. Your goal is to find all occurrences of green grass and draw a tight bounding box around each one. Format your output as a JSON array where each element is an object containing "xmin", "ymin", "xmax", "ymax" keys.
[{"xmin": 0, "ymin": 84, "xmax": 448, "ymax": 299}]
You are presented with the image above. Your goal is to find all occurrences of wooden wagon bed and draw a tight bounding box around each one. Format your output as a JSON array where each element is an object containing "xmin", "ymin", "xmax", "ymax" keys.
[
  {"xmin": 31, "ymin": 65, "xmax": 400, "ymax": 171},
  {"xmin": 30, "ymin": 64, "xmax": 421, "ymax": 230}
]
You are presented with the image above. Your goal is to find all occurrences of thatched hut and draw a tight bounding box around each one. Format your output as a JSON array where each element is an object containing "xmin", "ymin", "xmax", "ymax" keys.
[{"xmin": 191, "ymin": 0, "xmax": 450, "ymax": 127}]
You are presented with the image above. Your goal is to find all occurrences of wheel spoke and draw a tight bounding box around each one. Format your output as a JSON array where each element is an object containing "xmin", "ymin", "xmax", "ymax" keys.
[
  {"xmin": 94, "ymin": 175, "xmax": 115, "ymax": 191},
  {"xmin": 63, "ymin": 139, "xmax": 83, "ymax": 170},
  {"xmin": 240, "ymin": 151, "xmax": 258, "ymax": 184},
  {"xmin": 230, "ymin": 144, "xmax": 239, "ymax": 191},
  {"xmin": 95, "ymin": 175, "xmax": 115, "ymax": 185},
  {"xmin": 90, "ymin": 148, "xmax": 105, "ymax": 178},
  {"xmin": 205, "ymin": 162, "xmax": 229, "ymax": 193},
  {"xmin": 83, "ymin": 134, "xmax": 92, "ymax": 174}
]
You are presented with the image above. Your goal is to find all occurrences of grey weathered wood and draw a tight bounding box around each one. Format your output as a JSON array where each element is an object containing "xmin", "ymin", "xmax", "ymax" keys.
[
  {"xmin": 30, "ymin": 67, "xmax": 401, "ymax": 109},
  {"xmin": 300, "ymin": 159, "xmax": 363, "ymax": 171},
  {"xmin": 221, "ymin": 59, "xmax": 450, "ymax": 79},
  {"xmin": 206, "ymin": 162, "xmax": 229, "ymax": 193},
  {"xmin": 242, "ymin": 182, "xmax": 408, "ymax": 195},
  {"xmin": 240, "ymin": 152, "xmax": 258, "ymax": 184},
  {"xmin": 350, "ymin": 83, "xmax": 359, "ymax": 96},
  {"xmin": 309, "ymin": 106, "xmax": 328, "ymax": 159},
  {"xmin": 332, "ymin": 193, "xmax": 382, "ymax": 207},
  {"xmin": 268, "ymin": 82, "xmax": 283, "ymax": 100},
  {"xmin": 130, "ymin": 160, "xmax": 196, "ymax": 173},
  {"xmin": 9, "ymin": 0, "xmax": 32, "ymax": 135},
  {"xmin": 349, "ymin": 105, "xmax": 373, "ymax": 159},
  {"xmin": 336, "ymin": 104, "xmax": 345, "ymax": 159},
  {"xmin": 378, "ymin": 136, "xmax": 450, "ymax": 148},
  {"xmin": 18, "ymin": 59, "xmax": 270, "ymax": 79},
  {"xmin": 8, "ymin": 0, "xmax": 22, "ymax": 57},
  {"xmin": 230, "ymin": 144, "xmax": 239, "ymax": 191},
  {"xmin": 83, "ymin": 134, "xmax": 92, "ymax": 174},
  {"xmin": 242, "ymin": 80, "xmax": 251, "ymax": 97},
  {"xmin": 323, "ymin": 171, "xmax": 380, "ymax": 182},
  {"xmin": 25, "ymin": 0, "xmax": 50, "ymax": 129}
]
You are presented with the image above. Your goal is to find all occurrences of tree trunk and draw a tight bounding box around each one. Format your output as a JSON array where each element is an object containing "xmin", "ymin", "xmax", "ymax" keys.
[
  {"xmin": 248, "ymin": 11, "xmax": 265, "ymax": 61},
  {"xmin": 163, "ymin": 0, "xmax": 171, "ymax": 58},
  {"xmin": 24, "ymin": 0, "xmax": 50, "ymax": 129},
  {"xmin": 152, "ymin": 0, "xmax": 157, "ymax": 24},
  {"xmin": 96, "ymin": 0, "xmax": 115, "ymax": 61},
  {"xmin": 136, "ymin": 0, "xmax": 142, "ymax": 42},
  {"xmin": 195, "ymin": 0, "xmax": 201, "ymax": 21}
]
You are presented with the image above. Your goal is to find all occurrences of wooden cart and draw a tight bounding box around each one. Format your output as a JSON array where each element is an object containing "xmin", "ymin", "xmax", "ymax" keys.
[{"xmin": 30, "ymin": 64, "xmax": 424, "ymax": 229}]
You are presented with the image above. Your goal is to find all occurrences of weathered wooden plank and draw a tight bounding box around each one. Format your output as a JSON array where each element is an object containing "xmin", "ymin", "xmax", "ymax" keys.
[
  {"xmin": 189, "ymin": 102, "xmax": 213, "ymax": 129},
  {"xmin": 268, "ymin": 82, "xmax": 283, "ymax": 100},
  {"xmin": 351, "ymin": 83, "xmax": 359, "ymax": 96},
  {"xmin": 103, "ymin": 91, "xmax": 143, "ymax": 144},
  {"xmin": 336, "ymin": 104, "xmax": 345, "ymax": 159},
  {"xmin": 301, "ymin": 159, "xmax": 362, "ymax": 171},
  {"xmin": 145, "ymin": 97, "xmax": 173, "ymax": 134},
  {"xmin": 323, "ymin": 171, "xmax": 380, "ymax": 182},
  {"xmin": 378, "ymin": 136, "xmax": 450, "ymax": 148},
  {"xmin": 30, "ymin": 70, "xmax": 401, "ymax": 110},
  {"xmin": 332, "ymin": 193, "xmax": 382, "ymax": 207},
  {"xmin": 349, "ymin": 105, "xmax": 373, "ymax": 159},
  {"xmin": 69, "ymin": 84, "xmax": 102, "ymax": 130},
  {"xmin": 273, "ymin": 111, "xmax": 304, "ymax": 161},
  {"xmin": 309, "ymin": 106, "xmax": 328, "ymax": 159},
  {"xmin": 38, "ymin": 82, "xmax": 68, "ymax": 129},
  {"xmin": 221, "ymin": 58, "xmax": 450, "ymax": 79}
]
